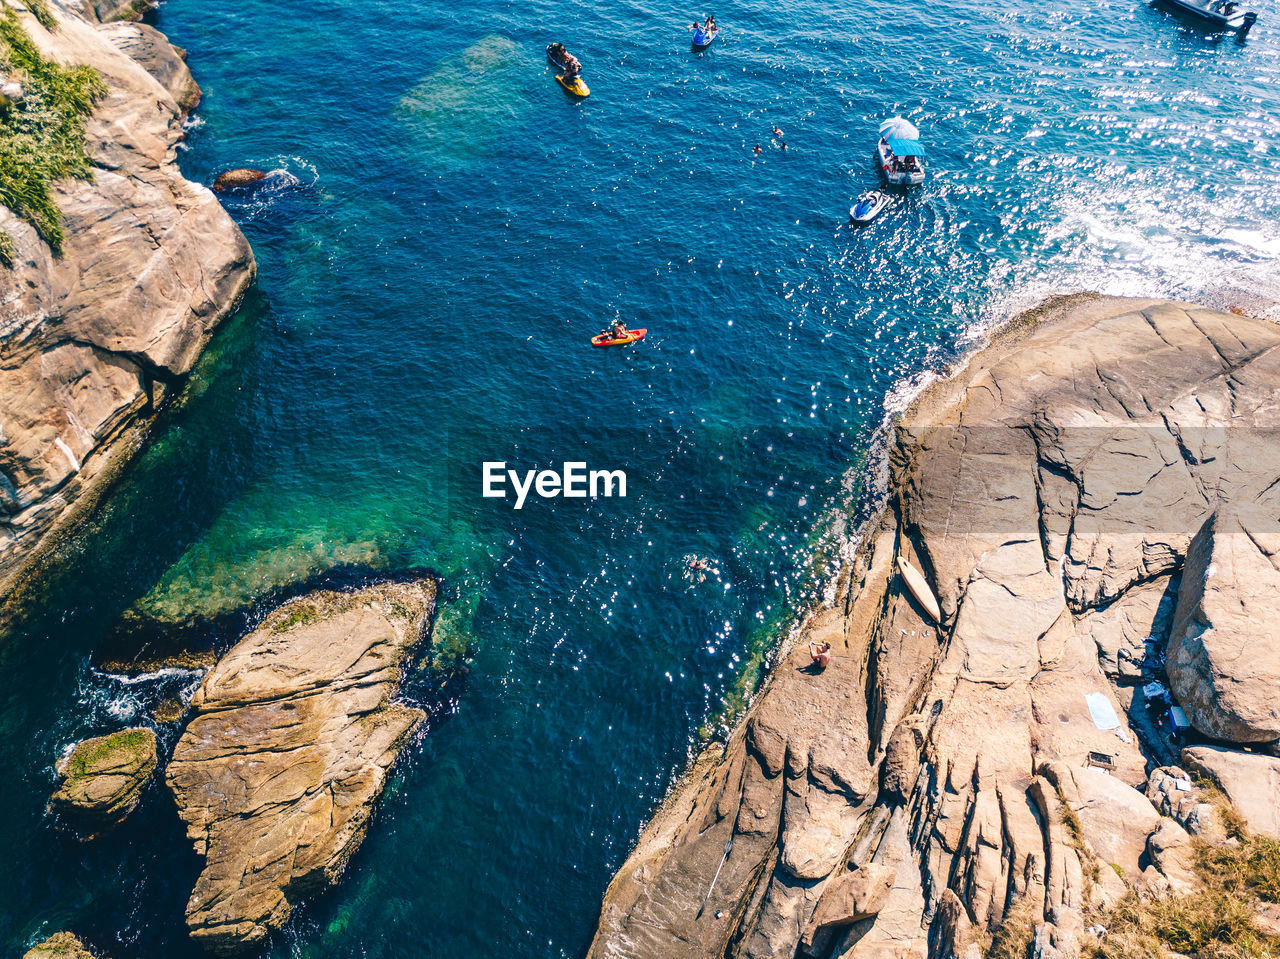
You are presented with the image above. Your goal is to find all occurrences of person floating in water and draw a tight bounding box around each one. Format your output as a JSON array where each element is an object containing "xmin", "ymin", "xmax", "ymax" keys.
[
  {"xmin": 809, "ymin": 641, "xmax": 832, "ymax": 670},
  {"xmin": 753, "ymin": 143, "xmax": 763, "ymax": 155},
  {"xmin": 771, "ymin": 125, "xmax": 783, "ymax": 138}
]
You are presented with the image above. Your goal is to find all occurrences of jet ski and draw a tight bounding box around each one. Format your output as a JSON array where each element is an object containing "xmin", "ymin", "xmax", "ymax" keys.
[
  {"xmin": 547, "ymin": 43, "xmax": 590, "ymax": 97},
  {"xmin": 850, "ymin": 190, "xmax": 892, "ymax": 225},
  {"xmin": 692, "ymin": 23, "xmax": 718, "ymax": 48}
]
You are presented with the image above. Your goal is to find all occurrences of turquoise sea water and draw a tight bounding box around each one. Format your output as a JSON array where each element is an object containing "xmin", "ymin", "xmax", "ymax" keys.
[{"xmin": 3, "ymin": 0, "xmax": 1280, "ymax": 954}]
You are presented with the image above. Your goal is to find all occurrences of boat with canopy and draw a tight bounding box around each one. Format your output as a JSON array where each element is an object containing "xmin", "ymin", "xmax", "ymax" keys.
[{"xmin": 876, "ymin": 117, "xmax": 925, "ymax": 186}]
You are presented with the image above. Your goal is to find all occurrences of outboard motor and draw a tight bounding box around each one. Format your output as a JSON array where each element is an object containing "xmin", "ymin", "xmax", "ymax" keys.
[{"xmin": 1236, "ymin": 10, "xmax": 1257, "ymax": 40}]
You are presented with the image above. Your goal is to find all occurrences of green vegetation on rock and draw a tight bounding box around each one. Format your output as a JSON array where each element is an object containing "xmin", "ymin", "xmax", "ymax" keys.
[
  {"xmin": 1083, "ymin": 796, "xmax": 1280, "ymax": 959},
  {"xmin": 22, "ymin": 931, "xmax": 100, "ymax": 959},
  {"xmin": 0, "ymin": 9, "xmax": 104, "ymax": 254}
]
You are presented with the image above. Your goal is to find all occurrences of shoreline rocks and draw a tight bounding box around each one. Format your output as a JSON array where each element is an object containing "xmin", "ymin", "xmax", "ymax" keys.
[
  {"xmin": 50, "ymin": 728, "xmax": 157, "ymax": 836},
  {"xmin": 23, "ymin": 932, "xmax": 106, "ymax": 959},
  {"xmin": 165, "ymin": 578, "xmax": 436, "ymax": 956},
  {"xmin": 0, "ymin": 0, "xmax": 255, "ymax": 612},
  {"xmin": 587, "ymin": 295, "xmax": 1280, "ymax": 959},
  {"xmin": 211, "ymin": 168, "xmax": 268, "ymax": 193}
]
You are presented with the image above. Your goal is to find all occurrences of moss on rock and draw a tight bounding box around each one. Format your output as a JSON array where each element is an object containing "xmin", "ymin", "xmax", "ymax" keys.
[{"xmin": 51, "ymin": 727, "xmax": 157, "ymax": 834}]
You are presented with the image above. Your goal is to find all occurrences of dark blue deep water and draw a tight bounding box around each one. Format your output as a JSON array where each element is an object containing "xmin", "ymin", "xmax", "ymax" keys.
[{"xmin": 4, "ymin": 0, "xmax": 1280, "ymax": 954}]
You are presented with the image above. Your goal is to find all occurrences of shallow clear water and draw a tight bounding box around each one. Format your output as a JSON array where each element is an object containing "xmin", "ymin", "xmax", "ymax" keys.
[{"xmin": 3, "ymin": 0, "xmax": 1280, "ymax": 954}]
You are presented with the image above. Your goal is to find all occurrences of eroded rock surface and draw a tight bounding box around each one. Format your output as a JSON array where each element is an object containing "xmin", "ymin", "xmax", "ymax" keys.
[
  {"xmin": 166, "ymin": 579, "xmax": 435, "ymax": 956},
  {"xmin": 0, "ymin": 0, "xmax": 254, "ymax": 601},
  {"xmin": 23, "ymin": 932, "xmax": 106, "ymax": 959},
  {"xmin": 50, "ymin": 727, "xmax": 156, "ymax": 834},
  {"xmin": 588, "ymin": 296, "xmax": 1280, "ymax": 959}
]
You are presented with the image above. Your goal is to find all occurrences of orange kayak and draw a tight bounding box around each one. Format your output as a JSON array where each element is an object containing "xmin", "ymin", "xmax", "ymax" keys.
[{"xmin": 592, "ymin": 328, "xmax": 647, "ymax": 347}]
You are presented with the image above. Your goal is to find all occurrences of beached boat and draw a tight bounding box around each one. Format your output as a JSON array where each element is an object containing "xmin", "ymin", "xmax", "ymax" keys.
[
  {"xmin": 1153, "ymin": 0, "xmax": 1258, "ymax": 35},
  {"xmin": 876, "ymin": 118, "xmax": 925, "ymax": 187}
]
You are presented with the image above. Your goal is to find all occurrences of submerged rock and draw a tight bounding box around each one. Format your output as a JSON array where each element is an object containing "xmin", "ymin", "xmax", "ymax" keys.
[
  {"xmin": 394, "ymin": 35, "xmax": 529, "ymax": 173},
  {"xmin": 211, "ymin": 168, "xmax": 268, "ymax": 193},
  {"xmin": 23, "ymin": 932, "xmax": 106, "ymax": 959},
  {"xmin": 586, "ymin": 295, "xmax": 1280, "ymax": 958},
  {"xmin": 50, "ymin": 728, "xmax": 157, "ymax": 835},
  {"xmin": 166, "ymin": 578, "xmax": 436, "ymax": 956}
]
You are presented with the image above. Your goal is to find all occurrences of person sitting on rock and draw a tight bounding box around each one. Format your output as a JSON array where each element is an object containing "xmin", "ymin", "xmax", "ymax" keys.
[{"xmin": 809, "ymin": 641, "xmax": 832, "ymax": 669}]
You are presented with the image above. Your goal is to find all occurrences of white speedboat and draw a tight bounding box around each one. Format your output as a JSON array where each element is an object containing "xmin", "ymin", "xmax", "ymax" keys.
[
  {"xmin": 876, "ymin": 117, "xmax": 925, "ymax": 187},
  {"xmin": 850, "ymin": 190, "xmax": 892, "ymax": 225},
  {"xmin": 1154, "ymin": 0, "xmax": 1258, "ymax": 34}
]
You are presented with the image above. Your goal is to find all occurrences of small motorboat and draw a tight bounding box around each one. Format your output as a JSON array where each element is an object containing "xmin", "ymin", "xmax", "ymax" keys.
[
  {"xmin": 547, "ymin": 43, "xmax": 591, "ymax": 98},
  {"xmin": 592, "ymin": 328, "xmax": 647, "ymax": 347},
  {"xmin": 876, "ymin": 117, "xmax": 925, "ymax": 187},
  {"xmin": 850, "ymin": 190, "xmax": 892, "ymax": 225},
  {"xmin": 692, "ymin": 23, "xmax": 719, "ymax": 48},
  {"xmin": 1153, "ymin": 0, "xmax": 1258, "ymax": 36}
]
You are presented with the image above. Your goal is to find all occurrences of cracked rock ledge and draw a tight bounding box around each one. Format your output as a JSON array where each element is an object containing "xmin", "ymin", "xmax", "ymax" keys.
[{"xmin": 587, "ymin": 294, "xmax": 1280, "ymax": 959}]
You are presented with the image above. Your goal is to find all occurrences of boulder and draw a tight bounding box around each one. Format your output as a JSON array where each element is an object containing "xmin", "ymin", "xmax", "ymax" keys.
[
  {"xmin": 1145, "ymin": 819, "xmax": 1198, "ymax": 895},
  {"xmin": 801, "ymin": 862, "xmax": 896, "ymax": 949},
  {"xmin": 166, "ymin": 579, "xmax": 435, "ymax": 956},
  {"xmin": 1167, "ymin": 508, "xmax": 1280, "ymax": 743},
  {"xmin": 1182, "ymin": 745, "xmax": 1280, "ymax": 839},
  {"xmin": 50, "ymin": 728, "xmax": 157, "ymax": 834},
  {"xmin": 23, "ymin": 932, "xmax": 103, "ymax": 958},
  {"xmin": 1058, "ymin": 765, "xmax": 1160, "ymax": 881},
  {"xmin": 212, "ymin": 168, "xmax": 268, "ymax": 193},
  {"xmin": 1145, "ymin": 766, "xmax": 1224, "ymax": 840}
]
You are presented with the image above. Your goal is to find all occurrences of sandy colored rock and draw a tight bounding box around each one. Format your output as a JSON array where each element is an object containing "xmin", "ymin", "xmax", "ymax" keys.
[
  {"xmin": 1167, "ymin": 507, "xmax": 1280, "ymax": 743},
  {"xmin": 1182, "ymin": 745, "xmax": 1280, "ymax": 839},
  {"xmin": 1146, "ymin": 819, "xmax": 1198, "ymax": 896},
  {"xmin": 50, "ymin": 727, "xmax": 156, "ymax": 833},
  {"xmin": 0, "ymin": 3, "xmax": 254, "ymax": 603},
  {"xmin": 166, "ymin": 579, "xmax": 436, "ymax": 956},
  {"xmin": 23, "ymin": 931, "xmax": 103, "ymax": 959},
  {"xmin": 586, "ymin": 296, "xmax": 1280, "ymax": 959},
  {"xmin": 212, "ymin": 168, "xmax": 268, "ymax": 193}
]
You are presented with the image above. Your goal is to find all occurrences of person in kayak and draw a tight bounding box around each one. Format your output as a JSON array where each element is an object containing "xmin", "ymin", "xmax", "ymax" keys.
[
  {"xmin": 609, "ymin": 320, "xmax": 629, "ymax": 340},
  {"xmin": 809, "ymin": 641, "xmax": 832, "ymax": 670}
]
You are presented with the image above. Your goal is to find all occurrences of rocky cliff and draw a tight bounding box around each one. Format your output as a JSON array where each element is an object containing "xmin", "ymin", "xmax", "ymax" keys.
[
  {"xmin": 588, "ymin": 295, "xmax": 1280, "ymax": 959},
  {"xmin": 0, "ymin": 0, "xmax": 253, "ymax": 604}
]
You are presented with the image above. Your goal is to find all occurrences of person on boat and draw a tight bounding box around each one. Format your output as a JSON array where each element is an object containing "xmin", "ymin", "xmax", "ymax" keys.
[
  {"xmin": 607, "ymin": 320, "xmax": 629, "ymax": 340},
  {"xmin": 563, "ymin": 53, "xmax": 581, "ymax": 78},
  {"xmin": 809, "ymin": 641, "xmax": 832, "ymax": 670},
  {"xmin": 549, "ymin": 42, "xmax": 566, "ymax": 60},
  {"xmin": 705, "ymin": 15, "xmax": 716, "ymax": 31}
]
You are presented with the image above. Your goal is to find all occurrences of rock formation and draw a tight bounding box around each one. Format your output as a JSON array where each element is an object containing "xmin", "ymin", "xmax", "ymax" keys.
[
  {"xmin": 166, "ymin": 578, "xmax": 436, "ymax": 956},
  {"xmin": 23, "ymin": 932, "xmax": 106, "ymax": 959},
  {"xmin": 211, "ymin": 168, "xmax": 267, "ymax": 193},
  {"xmin": 587, "ymin": 295, "xmax": 1280, "ymax": 959},
  {"xmin": 0, "ymin": 0, "xmax": 254, "ymax": 604},
  {"xmin": 50, "ymin": 727, "xmax": 157, "ymax": 834}
]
